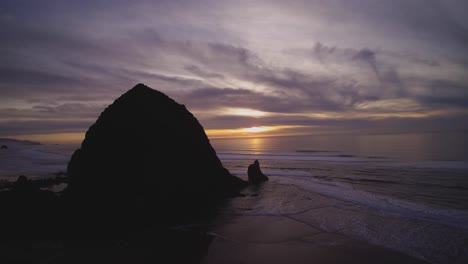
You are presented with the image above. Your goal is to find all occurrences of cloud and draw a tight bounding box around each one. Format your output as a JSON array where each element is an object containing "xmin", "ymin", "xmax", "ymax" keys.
[
  {"xmin": 414, "ymin": 79, "xmax": 468, "ymax": 108},
  {"xmin": 0, "ymin": 119, "xmax": 92, "ymax": 136},
  {"xmin": 352, "ymin": 48, "xmax": 380, "ymax": 83},
  {"xmin": 200, "ymin": 108, "xmax": 468, "ymax": 136},
  {"xmin": 0, "ymin": 0, "xmax": 468, "ymax": 137},
  {"xmin": 184, "ymin": 65, "xmax": 225, "ymax": 79},
  {"xmin": 0, "ymin": 103, "xmax": 104, "ymax": 121}
]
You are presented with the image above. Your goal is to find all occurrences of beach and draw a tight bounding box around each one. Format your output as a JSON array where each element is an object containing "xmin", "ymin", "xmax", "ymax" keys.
[
  {"xmin": 202, "ymin": 181, "xmax": 466, "ymax": 264},
  {"xmin": 1, "ymin": 134, "xmax": 468, "ymax": 263},
  {"xmin": 204, "ymin": 209, "xmax": 427, "ymax": 264}
]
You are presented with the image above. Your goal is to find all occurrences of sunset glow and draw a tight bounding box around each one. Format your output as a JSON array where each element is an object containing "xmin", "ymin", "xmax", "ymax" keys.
[
  {"xmin": 240, "ymin": 126, "xmax": 273, "ymax": 133},
  {"xmin": 8, "ymin": 132, "xmax": 86, "ymax": 144},
  {"xmin": 222, "ymin": 108, "xmax": 267, "ymax": 117},
  {"xmin": 205, "ymin": 127, "xmax": 275, "ymax": 138},
  {"xmin": 0, "ymin": 0, "xmax": 467, "ymax": 141},
  {"xmin": 205, "ymin": 125, "xmax": 311, "ymax": 138}
]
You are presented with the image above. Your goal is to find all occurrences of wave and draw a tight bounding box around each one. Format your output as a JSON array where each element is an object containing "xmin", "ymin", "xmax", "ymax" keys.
[
  {"xmin": 272, "ymin": 174, "xmax": 468, "ymax": 230},
  {"xmin": 0, "ymin": 141, "xmax": 74, "ymax": 180},
  {"xmin": 218, "ymin": 152, "xmax": 375, "ymax": 163},
  {"xmin": 341, "ymin": 177, "xmax": 399, "ymax": 185},
  {"xmin": 296, "ymin": 150, "xmax": 339, "ymax": 153},
  {"xmin": 232, "ymin": 180, "xmax": 468, "ymax": 264}
]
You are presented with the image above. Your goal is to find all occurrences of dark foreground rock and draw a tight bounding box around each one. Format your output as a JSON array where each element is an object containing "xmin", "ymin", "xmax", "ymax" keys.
[
  {"xmin": 248, "ymin": 160, "xmax": 269, "ymax": 184},
  {"xmin": 65, "ymin": 83, "xmax": 247, "ymax": 234},
  {"xmin": 0, "ymin": 176, "xmax": 59, "ymax": 237},
  {"xmin": 0, "ymin": 84, "xmax": 247, "ymax": 263}
]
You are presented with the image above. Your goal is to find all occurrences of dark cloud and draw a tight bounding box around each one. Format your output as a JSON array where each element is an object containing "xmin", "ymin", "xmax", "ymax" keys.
[
  {"xmin": 415, "ymin": 79, "xmax": 468, "ymax": 107},
  {"xmin": 0, "ymin": 0, "xmax": 467, "ymax": 137},
  {"xmin": 0, "ymin": 120, "xmax": 91, "ymax": 136},
  {"xmin": 0, "ymin": 68, "xmax": 85, "ymax": 89},
  {"xmin": 0, "ymin": 103, "xmax": 104, "ymax": 120},
  {"xmin": 312, "ymin": 42, "xmax": 337, "ymax": 63},
  {"xmin": 352, "ymin": 49, "xmax": 376, "ymax": 62},
  {"xmin": 352, "ymin": 49, "xmax": 380, "ymax": 82}
]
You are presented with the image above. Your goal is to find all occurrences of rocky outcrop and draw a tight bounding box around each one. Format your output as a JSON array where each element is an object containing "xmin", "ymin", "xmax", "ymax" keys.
[
  {"xmin": 248, "ymin": 160, "xmax": 269, "ymax": 184},
  {"xmin": 13, "ymin": 175, "xmax": 31, "ymax": 191},
  {"xmin": 65, "ymin": 83, "xmax": 247, "ymax": 231},
  {"xmin": 0, "ymin": 175, "xmax": 59, "ymax": 237}
]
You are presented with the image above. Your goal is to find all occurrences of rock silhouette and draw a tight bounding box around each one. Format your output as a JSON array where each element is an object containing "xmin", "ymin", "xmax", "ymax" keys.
[
  {"xmin": 13, "ymin": 175, "xmax": 31, "ymax": 191},
  {"xmin": 66, "ymin": 83, "xmax": 247, "ymax": 232},
  {"xmin": 1, "ymin": 145, "xmax": 7, "ymax": 149},
  {"xmin": 0, "ymin": 175, "xmax": 59, "ymax": 238},
  {"xmin": 248, "ymin": 160, "xmax": 269, "ymax": 184}
]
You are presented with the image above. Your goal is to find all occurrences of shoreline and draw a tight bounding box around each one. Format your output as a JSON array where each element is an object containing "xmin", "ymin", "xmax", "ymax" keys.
[
  {"xmin": 203, "ymin": 214, "xmax": 429, "ymax": 264},
  {"xmin": 201, "ymin": 181, "xmax": 464, "ymax": 264}
]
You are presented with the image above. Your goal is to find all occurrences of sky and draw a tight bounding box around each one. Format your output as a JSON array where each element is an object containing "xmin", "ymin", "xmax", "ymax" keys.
[{"xmin": 1, "ymin": 0, "xmax": 468, "ymax": 142}]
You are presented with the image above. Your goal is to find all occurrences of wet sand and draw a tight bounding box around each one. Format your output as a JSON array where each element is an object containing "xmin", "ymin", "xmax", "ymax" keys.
[
  {"xmin": 202, "ymin": 182, "xmax": 430, "ymax": 264},
  {"xmin": 203, "ymin": 214, "xmax": 428, "ymax": 264}
]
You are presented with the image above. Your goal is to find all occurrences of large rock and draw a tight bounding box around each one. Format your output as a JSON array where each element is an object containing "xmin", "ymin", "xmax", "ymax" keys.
[
  {"xmin": 247, "ymin": 160, "xmax": 269, "ymax": 184},
  {"xmin": 66, "ymin": 84, "xmax": 247, "ymax": 228}
]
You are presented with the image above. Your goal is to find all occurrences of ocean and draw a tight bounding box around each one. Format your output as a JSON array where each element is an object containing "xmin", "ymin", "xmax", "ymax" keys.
[
  {"xmin": 211, "ymin": 133, "xmax": 468, "ymax": 264},
  {"xmin": 1, "ymin": 133, "xmax": 467, "ymax": 263}
]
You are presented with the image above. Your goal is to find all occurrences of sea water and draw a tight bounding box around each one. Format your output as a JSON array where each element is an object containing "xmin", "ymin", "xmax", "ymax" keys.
[
  {"xmin": 211, "ymin": 133, "xmax": 468, "ymax": 264},
  {"xmin": 0, "ymin": 139, "xmax": 76, "ymax": 181},
  {"xmin": 1, "ymin": 133, "xmax": 467, "ymax": 263}
]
